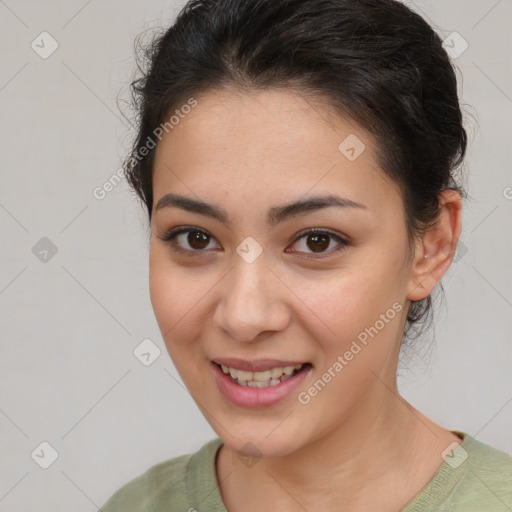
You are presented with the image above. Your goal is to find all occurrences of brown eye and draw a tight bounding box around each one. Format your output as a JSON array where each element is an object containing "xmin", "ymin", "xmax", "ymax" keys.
[
  {"xmin": 157, "ymin": 226, "xmax": 219, "ymax": 255},
  {"xmin": 187, "ymin": 230, "xmax": 210, "ymax": 250},
  {"xmin": 305, "ymin": 233, "xmax": 330, "ymax": 252},
  {"xmin": 287, "ymin": 229, "xmax": 349, "ymax": 258}
]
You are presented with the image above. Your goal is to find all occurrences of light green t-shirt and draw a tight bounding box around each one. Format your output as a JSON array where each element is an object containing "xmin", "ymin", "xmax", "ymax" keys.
[{"xmin": 101, "ymin": 431, "xmax": 512, "ymax": 511}]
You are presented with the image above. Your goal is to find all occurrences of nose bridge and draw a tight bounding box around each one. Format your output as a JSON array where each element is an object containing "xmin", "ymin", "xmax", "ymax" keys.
[{"xmin": 213, "ymin": 250, "xmax": 289, "ymax": 342}]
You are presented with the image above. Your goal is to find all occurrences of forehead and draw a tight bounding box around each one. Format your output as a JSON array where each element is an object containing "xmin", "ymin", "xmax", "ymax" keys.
[{"xmin": 152, "ymin": 87, "xmax": 400, "ymax": 220}]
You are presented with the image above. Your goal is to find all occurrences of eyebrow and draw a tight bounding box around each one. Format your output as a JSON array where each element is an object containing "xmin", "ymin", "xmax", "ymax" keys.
[{"xmin": 154, "ymin": 192, "xmax": 367, "ymax": 227}]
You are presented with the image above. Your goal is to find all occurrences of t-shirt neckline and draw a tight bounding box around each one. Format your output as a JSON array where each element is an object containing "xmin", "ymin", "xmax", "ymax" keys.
[{"xmin": 190, "ymin": 430, "xmax": 471, "ymax": 511}]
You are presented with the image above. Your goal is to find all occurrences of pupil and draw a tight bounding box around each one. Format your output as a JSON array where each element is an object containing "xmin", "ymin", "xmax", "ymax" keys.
[
  {"xmin": 189, "ymin": 231, "xmax": 209, "ymax": 249},
  {"xmin": 308, "ymin": 234, "xmax": 329, "ymax": 252}
]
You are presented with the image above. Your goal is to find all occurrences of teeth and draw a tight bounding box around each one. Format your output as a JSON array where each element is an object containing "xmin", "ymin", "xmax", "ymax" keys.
[
  {"xmin": 247, "ymin": 380, "xmax": 271, "ymax": 388},
  {"xmin": 253, "ymin": 370, "xmax": 271, "ymax": 382},
  {"xmin": 246, "ymin": 377, "xmax": 285, "ymax": 388},
  {"xmin": 219, "ymin": 363, "xmax": 306, "ymax": 387},
  {"xmin": 270, "ymin": 367, "xmax": 284, "ymax": 379}
]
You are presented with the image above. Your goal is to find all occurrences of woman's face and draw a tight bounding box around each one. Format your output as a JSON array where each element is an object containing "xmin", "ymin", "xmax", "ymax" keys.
[{"xmin": 149, "ymin": 87, "xmax": 418, "ymax": 457}]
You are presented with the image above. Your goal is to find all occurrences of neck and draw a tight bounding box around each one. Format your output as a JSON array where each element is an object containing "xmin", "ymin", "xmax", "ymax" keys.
[{"xmin": 217, "ymin": 382, "xmax": 455, "ymax": 511}]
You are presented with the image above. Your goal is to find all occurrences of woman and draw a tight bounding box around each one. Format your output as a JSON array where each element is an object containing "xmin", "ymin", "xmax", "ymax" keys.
[{"xmin": 102, "ymin": 0, "xmax": 512, "ymax": 510}]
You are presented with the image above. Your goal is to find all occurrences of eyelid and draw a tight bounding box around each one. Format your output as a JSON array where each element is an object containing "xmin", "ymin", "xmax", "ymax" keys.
[{"xmin": 157, "ymin": 225, "xmax": 210, "ymax": 242}]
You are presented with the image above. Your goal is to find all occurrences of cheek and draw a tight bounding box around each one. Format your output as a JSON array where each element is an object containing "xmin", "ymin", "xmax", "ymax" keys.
[
  {"xmin": 298, "ymin": 271, "xmax": 404, "ymax": 422},
  {"xmin": 298, "ymin": 252, "xmax": 406, "ymax": 366},
  {"xmin": 148, "ymin": 246, "xmax": 203, "ymax": 350},
  {"xmin": 148, "ymin": 248, "xmax": 213, "ymax": 391},
  {"xmin": 149, "ymin": 248, "xmax": 176, "ymax": 333}
]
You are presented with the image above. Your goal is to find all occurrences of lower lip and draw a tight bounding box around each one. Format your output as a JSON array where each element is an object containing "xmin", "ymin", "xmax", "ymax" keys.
[{"xmin": 211, "ymin": 362, "xmax": 312, "ymax": 409}]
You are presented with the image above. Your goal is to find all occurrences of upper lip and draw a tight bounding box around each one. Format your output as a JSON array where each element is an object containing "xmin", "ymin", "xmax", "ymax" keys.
[{"xmin": 212, "ymin": 358, "xmax": 310, "ymax": 372}]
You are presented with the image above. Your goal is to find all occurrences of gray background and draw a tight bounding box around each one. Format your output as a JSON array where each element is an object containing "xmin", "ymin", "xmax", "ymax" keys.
[{"xmin": 0, "ymin": 0, "xmax": 511, "ymax": 510}]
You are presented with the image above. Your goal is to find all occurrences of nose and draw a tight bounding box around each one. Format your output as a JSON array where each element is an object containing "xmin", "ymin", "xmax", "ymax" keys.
[{"xmin": 212, "ymin": 255, "xmax": 291, "ymax": 343}]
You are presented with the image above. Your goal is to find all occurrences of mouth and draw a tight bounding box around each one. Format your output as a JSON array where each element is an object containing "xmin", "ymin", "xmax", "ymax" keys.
[
  {"xmin": 211, "ymin": 359, "xmax": 313, "ymax": 408},
  {"xmin": 213, "ymin": 361, "xmax": 312, "ymax": 388}
]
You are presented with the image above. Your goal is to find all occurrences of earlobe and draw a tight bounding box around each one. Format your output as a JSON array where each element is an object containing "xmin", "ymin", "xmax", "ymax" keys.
[{"xmin": 406, "ymin": 189, "xmax": 463, "ymax": 302}]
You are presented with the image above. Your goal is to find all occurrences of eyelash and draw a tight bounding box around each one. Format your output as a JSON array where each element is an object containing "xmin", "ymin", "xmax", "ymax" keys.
[{"xmin": 156, "ymin": 226, "xmax": 350, "ymax": 259}]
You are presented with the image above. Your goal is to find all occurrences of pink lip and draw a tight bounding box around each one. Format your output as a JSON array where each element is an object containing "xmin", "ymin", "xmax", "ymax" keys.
[
  {"xmin": 212, "ymin": 357, "xmax": 309, "ymax": 372},
  {"xmin": 211, "ymin": 361, "xmax": 313, "ymax": 409}
]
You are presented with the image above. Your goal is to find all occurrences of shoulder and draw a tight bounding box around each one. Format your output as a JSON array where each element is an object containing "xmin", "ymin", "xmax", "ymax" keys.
[
  {"xmin": 462, "ymin": 434, "xmax": 512, "ymax": 486},
  {"xmin": 444, "ymin": 432, "xmax": 512, "ymax": 511},
  {"xmin": 403, "ymin": 432, "xmax": 512, "ymax": 512},
  {"xmin": 100, "ymin": 438, "xmax": 223, "ymax": 512}
]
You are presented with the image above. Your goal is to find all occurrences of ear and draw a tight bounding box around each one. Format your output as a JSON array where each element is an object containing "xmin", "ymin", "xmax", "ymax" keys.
[{"xmin": 406, "ymin": 189, "xmax": 463, "ymax": 301}]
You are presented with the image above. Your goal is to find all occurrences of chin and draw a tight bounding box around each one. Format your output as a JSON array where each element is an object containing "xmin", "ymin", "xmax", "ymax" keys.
[{"xmin": 220, "ymin": 426, "xmax": 306, "ymax": 460}]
